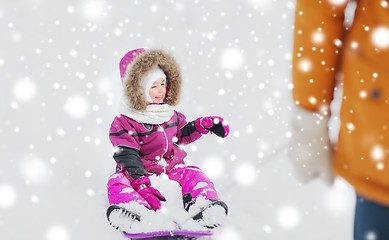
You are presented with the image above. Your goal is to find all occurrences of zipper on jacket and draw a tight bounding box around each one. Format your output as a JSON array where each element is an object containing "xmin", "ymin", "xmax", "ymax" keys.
[{"xmin": 158, "ymin": 124, "xmax": 169, "ymax": 173}]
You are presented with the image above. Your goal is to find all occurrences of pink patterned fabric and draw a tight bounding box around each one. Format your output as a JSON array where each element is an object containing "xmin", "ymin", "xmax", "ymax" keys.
[
  {"xmin": 107, "ymin": 166, "xmax": 219, "ymax": 211},
  {"xmin": 119, "ymin": 48, "xmax": 146, "ymax": 79},
  {"xmin": 107, "ymin": 171, "xmax": 150, "ymax": 209},
  {"xmin": 168, "ymin": 166, "xmax": 219, "ymax": 201},
  {"xmin": 109, "ymin": 112, "xmax": 201, "ymax": 176}
]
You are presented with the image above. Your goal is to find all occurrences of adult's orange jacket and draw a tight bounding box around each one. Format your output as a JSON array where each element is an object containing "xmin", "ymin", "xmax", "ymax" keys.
[{"xmin": 293, "ymin": 0, "xmax": 389, "ymax": 206}]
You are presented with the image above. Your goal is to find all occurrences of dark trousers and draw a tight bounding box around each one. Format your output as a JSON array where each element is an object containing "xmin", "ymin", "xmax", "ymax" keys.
[{"xmin": 354, "ymin": 194, "xmax": 389, "ymax": 240}]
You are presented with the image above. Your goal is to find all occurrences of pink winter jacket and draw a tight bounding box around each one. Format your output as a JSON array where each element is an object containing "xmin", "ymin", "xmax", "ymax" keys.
[{"xmin": 109, "ymin": 111, "xmax": 202, "ymax": 178}]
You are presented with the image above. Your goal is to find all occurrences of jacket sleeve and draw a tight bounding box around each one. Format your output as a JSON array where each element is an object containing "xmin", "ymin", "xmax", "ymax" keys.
[
  {"xmin": 292, "ymin": 0, "xmax": 350, "ymax": 111},
  {"xmin": 176, "ymin": 111, "xmax": 203, "ymax": 145},
  {"xmin": 109, "ymin": 115, "xmax": 147, "ymax": 180}
]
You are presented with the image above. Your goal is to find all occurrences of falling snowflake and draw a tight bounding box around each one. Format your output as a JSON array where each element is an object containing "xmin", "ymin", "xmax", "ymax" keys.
[
  {"xmin": 46, "ymin": 225, "xmax": 70, "ymax": 240},
  {"xmin": 371, "ymin": 26, "xmax": 389, "ymax": 49},
  {"xmin": 0, "ymin": 184, "xmax": 16, "ymax": 208},
  {"xmin": 64, "ymin": 95, "xmax": 89, "ymax": 118},
  {"xmin": 220, "ymin": 48, "xmax": 244, "ymax": 70},
  {"xmin": 277, "ymin": 205, "xmax": 301, "ymax": 229},
  {"xmin": 13, "ymin": 77, "xmax": 37, "ymax": 102}
]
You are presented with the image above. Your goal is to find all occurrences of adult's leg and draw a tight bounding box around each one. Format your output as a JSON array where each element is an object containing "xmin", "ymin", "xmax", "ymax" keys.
[{"xmin": 354, "ymin": 194, "xmax": 389, "ymax": 240}]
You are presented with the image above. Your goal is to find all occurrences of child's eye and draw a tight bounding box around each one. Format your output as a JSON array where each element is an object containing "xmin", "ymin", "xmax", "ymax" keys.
[{"xmin": 151, "ymin": 85, "xmax": 157, "ymax": 88}]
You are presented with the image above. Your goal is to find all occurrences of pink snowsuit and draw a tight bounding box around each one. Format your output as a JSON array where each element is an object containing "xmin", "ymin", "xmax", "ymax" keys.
[
  {"xmin": 107, "ymin": 48, "xmax": 220, "ymax": 211},
  {"xmin": 107, "ymin": 112, "xmax": 220, "ymax": 209}
]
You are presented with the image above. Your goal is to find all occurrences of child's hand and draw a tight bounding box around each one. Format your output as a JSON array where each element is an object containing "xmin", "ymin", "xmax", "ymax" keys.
[
  {"xmin": 195, "ymin": 116, "xmax": 230, "ymax": 138},
  {"xmin": 131, "ymin": 176, "xmax": 166, "ymax": 211}
]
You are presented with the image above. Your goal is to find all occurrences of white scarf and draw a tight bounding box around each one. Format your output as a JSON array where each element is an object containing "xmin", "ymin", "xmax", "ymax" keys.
[{"xmin": 118, "ymin": 96, "xmax": 175, "ymax": 124}]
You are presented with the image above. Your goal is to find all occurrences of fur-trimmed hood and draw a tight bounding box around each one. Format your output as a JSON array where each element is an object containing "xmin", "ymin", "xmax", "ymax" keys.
[{"xmin": 120, "ymin": 48, "xmax": 182, "ymax": 111}]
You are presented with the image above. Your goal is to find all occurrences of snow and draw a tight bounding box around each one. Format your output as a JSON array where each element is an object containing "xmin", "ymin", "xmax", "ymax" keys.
[
  {"xmin": 298, "ymin": 59, "xmax": 312, "ymax": 72},
  {"xmin": 0, "ymin": 0, "xmax": 355, "ymax": 239},
  {"xmin": 0, "ymin": 184, "xmax": 16, "ymax": 208},
  {"xmin": 46, "ymin": 225, "xmax": 70, "ymax": 240},
  {"xmin": 13, "ymin": 77, "xmax": 37, "ymax": 102},
  {"xmin": 234, "ymin": 163, "xmax": 257, "ymax": 186},
  {"xmin": 201, "ymin": 156, "xmax": 224, "ymax": 179},
  {"xmin": 64, "ymin": 95, "xmax": 90, "ymax": 118},
  {"xmin": 220, "ymin": 48, "xmax": 244, "ymax": 70},
  {"xmin": 371, "ymin": 145, "xmax": 384, "ymax": 161},
  {"xmin": 276, "ymin": 205, "xmax": 301, "ymax": 229},
  {"xmin": 328, "ymin": 0, "xmax": 348, "ymax": 6},
  {"xmin": 371, "ymin": 26, "xmax": 389, "ymax": 49}
]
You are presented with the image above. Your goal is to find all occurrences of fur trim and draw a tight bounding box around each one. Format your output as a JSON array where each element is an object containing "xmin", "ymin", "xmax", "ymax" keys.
[{"xmin": 122, "ymin": 49, "xmax": 182, "ymax": 111}]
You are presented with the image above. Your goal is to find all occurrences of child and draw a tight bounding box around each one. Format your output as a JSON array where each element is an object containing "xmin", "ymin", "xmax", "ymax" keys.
[{"xmin": 106, "ymin": 48, "xmax": 229, "ymax": 231}]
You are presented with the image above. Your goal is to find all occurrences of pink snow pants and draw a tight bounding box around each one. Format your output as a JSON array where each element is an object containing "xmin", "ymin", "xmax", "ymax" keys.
[{"xmin": 107, "ymin": 166, "xmax": 219, "ymax": 209}]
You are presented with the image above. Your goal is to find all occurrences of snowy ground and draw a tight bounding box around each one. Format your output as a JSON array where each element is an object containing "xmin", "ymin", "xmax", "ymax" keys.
[{"xmin": 1, "ymin": 1, "xmax": 356, "ymax": 239}]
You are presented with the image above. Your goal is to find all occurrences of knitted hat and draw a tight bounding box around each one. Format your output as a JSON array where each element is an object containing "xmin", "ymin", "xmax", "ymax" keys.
[{"xmin": 140, "ymin": 67, "xmax": 167, "ymax": 103}]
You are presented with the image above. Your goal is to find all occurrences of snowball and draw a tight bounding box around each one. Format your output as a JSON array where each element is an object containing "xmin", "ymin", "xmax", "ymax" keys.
[
  {"xmin": 13, "ymin": 77, "xmax": 37, "ymax": 102},
  {"xmin": 371, "ymin": 145, "xmax": 384, "ymax": 161},
  {"xmin": 234, "ymin": 163, "xmax": 256, "ymax": 186},
  {"xmin": 201, "ymin": 156, "xmax": 224, "ymax": 179},
  {"xmin": 277, "ymin": 206, "xmax": 301, "ymax": 229},
  {"xmin": 46, "ymin": 225, "xmax": 70, "ymax": 240},
  {"xmin": 220, "ymin": 48, "xmax": 244, "ymax": 70},
  {"xmin": 64, "ymin": 95, "xmax": 89, "ymax": 118},
  {"xmin": 0, "ymin": 184, "xmax": 16, "ymax": 208},
  {"xmin": 371, "ymin": 26, "xmax": 389, "ymax": 49}
]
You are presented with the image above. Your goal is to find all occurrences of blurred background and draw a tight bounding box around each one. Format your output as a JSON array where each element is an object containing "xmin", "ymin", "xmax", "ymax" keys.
[{"xmin": 0, "ymin": 0, "xmax": 355, "ymax": 239}]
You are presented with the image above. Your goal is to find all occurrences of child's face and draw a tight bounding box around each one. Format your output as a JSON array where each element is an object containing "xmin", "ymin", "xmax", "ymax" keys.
[{"xmin": 149, "ymin": 78, "xmax": 166, "ymax": 104}]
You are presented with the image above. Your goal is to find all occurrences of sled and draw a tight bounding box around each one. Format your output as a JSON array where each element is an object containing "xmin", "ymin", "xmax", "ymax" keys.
[{"xmin": 123, "ymin": 229, "xmax": 213, "ymax": 239}]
